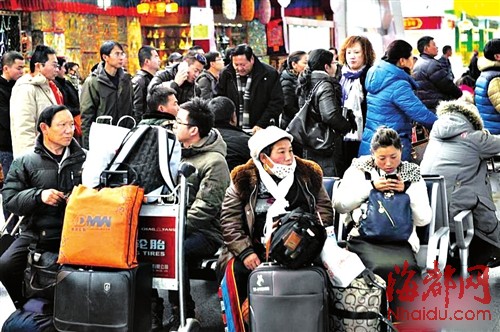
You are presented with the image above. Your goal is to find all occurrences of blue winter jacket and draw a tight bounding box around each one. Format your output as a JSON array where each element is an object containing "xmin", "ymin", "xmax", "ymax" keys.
[
  {"xmin": 475, "ymin": 58, "xmax": 500, "ymax": 134},
  {"xmin": 359, "ymin": 60, "xmax": 437, "ymax": 161}
]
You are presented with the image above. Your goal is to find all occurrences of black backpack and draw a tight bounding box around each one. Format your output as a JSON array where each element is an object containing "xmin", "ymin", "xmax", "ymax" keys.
[
  {"xmin": 103, "ymin": 125, "xmax": 181, "ymax": 200},
  {"xmin": 269, "ymin": 208, "xmax": 327, "ymax": 269}
]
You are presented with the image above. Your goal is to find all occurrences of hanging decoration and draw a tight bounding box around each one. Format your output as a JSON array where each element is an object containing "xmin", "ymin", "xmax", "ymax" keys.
[
  {"xmin": 241, "ymin": 0, "xmax": 255, "ymax": 22},
  {"xmin": 222, "ymin": 0, "xmax": 237, "ymax": 20},
  {"xmin": 258, "ymin": 0, "xmax": 271, "ymax": 25}
]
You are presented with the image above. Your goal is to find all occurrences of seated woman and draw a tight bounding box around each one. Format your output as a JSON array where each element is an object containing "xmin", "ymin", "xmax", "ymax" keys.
[
  {"xmin": 216, "ymin": 126, "xmax": 333, "ymax": 323},
  {"xmin": 333, "ymin": 127, "xmax": 431, "ymax": 311},
  {"xmin": 421, "ymin": 100, "xmax": 500, "ymax": 268}
]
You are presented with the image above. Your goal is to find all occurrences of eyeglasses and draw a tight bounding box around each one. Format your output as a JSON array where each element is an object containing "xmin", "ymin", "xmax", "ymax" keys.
[
  {"xmin": 110, "ymin": 51, "xmax": 126, "ymax": 58},
  {"xmin": 175, "ymin": 119, "xmax": 194, "ymax": 127},
  {"xmin": 43, "ymin": 61, "xmax": 60, "ymax": 69}
]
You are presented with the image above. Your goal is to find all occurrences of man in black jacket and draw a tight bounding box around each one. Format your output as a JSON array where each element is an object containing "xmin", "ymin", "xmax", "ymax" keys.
[
  {"xmin": 0, "ymin": 51, "xmax": 24, "ymax": 179},
  {"xmin": 148, "ymin": 50, "xmax": 205, "ymax": 104},
  {"xmin": 412, "ymin": 36, "xmax": 462, "ymax": 112},
  {"xmin": 1, "ymin": 105, "xmax": 86, "ymax": 309},
  {"xmin": 209, "ymin": 96, "xmax": 250, "ymax": 171},
  {"xmin": 217, "ymin": 44, "xmax": 283, "ymax": 133},
  {"xmin": 132, "ymin": 46, "xmax": 160, "ymax": 120}
]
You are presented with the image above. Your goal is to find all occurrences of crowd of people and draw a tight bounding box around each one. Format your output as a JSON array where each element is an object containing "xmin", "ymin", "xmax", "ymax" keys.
[{"xmin": 0, "ymin": 34, "xmax": 499, "ymax": 331}]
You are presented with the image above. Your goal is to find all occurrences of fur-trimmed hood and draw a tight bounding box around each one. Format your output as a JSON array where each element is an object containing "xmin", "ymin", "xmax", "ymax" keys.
[
  {"xmin": 436, "ymin": 99, "xmax": 483, "ymax": 131},
  {"xmin": 231, "ymin": 156, "xmax": 323, "ymax": 202}
]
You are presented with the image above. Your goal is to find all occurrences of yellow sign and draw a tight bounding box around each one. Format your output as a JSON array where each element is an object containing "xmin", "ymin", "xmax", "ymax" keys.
[
  {"xmin": 454, "ymin": 0, "xmax": 500, "ymax": 17},
  {"xmin": 192, "ymin": 24, "xmax": 209, "ymax": 40}
]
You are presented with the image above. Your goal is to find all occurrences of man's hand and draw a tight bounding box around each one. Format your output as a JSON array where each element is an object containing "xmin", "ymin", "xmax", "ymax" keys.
[
  {"xmin": 174, "ymin": 62, "xmax": 189, "ymax": 86},
  {"xmin": 243, "ymin": 253, "xmax": 261, "ymax": 270},
  {"xmin": 41, "ymin": 189, "xmax": 66, "ymax": 206}
]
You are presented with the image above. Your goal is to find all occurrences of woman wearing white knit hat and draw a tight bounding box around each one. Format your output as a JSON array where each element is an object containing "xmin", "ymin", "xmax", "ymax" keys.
[{"xmin": 216, "ymin": 126, "xmax": 333, "ymax": 327}]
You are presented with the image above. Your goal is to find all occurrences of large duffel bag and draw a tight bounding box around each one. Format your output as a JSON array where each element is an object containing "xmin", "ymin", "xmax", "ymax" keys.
[{"xmin": 2, "ymin": 298, "xmax": 55, "ymax": 332}]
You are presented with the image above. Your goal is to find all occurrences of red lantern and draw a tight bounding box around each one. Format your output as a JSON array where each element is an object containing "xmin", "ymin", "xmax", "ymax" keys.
[
  {"xmin": 259, "ymin": 0, "xmax": 271, "ymax": 25},
  {"xmin": 241, "ymin": 0, "xmax": 255, "ymax": 22}
]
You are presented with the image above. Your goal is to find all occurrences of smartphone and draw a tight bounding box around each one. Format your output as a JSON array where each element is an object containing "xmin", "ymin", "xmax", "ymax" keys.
[
  {"xmin": 385, "ymin": 173, "xmax": 399, "ymax": 180},
  {"xmin": 178, "ymin": 61, "xmax": 188, "ymax": 72}
]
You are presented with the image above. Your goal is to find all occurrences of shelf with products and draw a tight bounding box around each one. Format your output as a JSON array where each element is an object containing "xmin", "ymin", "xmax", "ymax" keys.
[{"xmin": 142, "ymin": 25, "xmax": 192, "ymax": 62}]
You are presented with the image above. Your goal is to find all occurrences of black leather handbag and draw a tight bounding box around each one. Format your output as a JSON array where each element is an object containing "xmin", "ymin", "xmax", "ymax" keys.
[
  {"xmin": 287, "ymin": 81, "xmax": 336, "ymax": 151},
  {"xmin": 23, "ymin": 246, "xmax": 59, "ymax": 300}
]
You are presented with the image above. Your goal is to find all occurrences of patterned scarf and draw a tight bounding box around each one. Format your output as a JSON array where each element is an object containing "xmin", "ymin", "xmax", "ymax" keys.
[
  {"xmin": 236, "ymin": 73, "xmax": 252, "ymax": 128},
  {"xmin": 353, "ymin": 155, "xmax": 422, "ymax": 183}
]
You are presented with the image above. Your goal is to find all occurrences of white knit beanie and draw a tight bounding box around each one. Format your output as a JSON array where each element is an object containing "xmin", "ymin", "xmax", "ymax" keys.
[{"xmin": 248, "ymin": 126, "xmax": 293, "ymax": 160}]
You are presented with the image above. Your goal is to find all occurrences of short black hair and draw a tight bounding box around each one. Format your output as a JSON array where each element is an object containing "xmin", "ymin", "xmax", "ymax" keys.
[
  {"xmin": 65, "ymin": 62, "xmax": 79, "ymax": 72},
  {"xmin": 57, "ymin": 56, "xmax": 66, "ymax": 68},
  {"xmin": 189, "ymin": 45, "xmax": 205, "ymax": 53},
  {"xmin": 147, "ymin": 85, "xmax": 177, "ymax": 113},
  {"xmin": 37, "ymin": 105, "xmax": 70, "ymax": 134},
  {"xmin": 442, "ymin": 45, "xmax": 452, "ymax": 54},
  {"xmin": 100, "ymin": 40, "xmax": 123, "ymax": 62},
  {"xmin": 1, "ymin": 51, "xmax": 23, "ymax": 68},
  {"xmin": 181, "ymin": 97, "xmax": 214, "ymax": 138},
  {"xmin": 232, "ymin": 44, "xmax": 254, "ymax": 62},
  {"xmin": 203, "ymin": 51, "xmax": 221, "ymax": 70},
  {"xmin": 208, "ymin": 96, "xmax": 235, "ymax": 125},
  {"xmin": 138, "ymin": 45, "xmax": 157, "ymax": 67},
  {"xmin": 417, "ymin": 36, "xmax": 434, "ymax": 54},
  {"xmin": 30, "ymin": 45, "xmax": 56, "ymax": 73},
  {"xmin": 370, "ymin": 126, "xmax": 402, "ymax": 151}
]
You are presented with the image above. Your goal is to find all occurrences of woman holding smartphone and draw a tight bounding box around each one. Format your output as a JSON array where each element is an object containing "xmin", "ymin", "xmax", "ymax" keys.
[{"xmin": 333, "ymin": 126, "xmax": 431, "ymax": 313}]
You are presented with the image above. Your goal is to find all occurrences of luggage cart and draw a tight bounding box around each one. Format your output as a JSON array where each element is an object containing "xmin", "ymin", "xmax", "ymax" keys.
[{"xmin": 138, "ymin": 162, "xmax": 201, "ymax": 332}]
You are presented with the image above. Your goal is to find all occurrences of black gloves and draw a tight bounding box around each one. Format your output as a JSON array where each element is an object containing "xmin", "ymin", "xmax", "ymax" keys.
[{"xmin": 345, "ymin": 108, "xmax": 357, "ymax": 133}]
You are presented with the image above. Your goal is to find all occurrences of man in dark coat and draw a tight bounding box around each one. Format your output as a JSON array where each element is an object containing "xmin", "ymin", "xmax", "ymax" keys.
[
  {"xmin": 148, "ymin": 50, "xmax": 205, "ymax": 105},
  {"xmin": 0, "ymin": 105, "xmax": 86, "ymax": 309},
  {"xmin": 132, "ymin": 46, "xmax": 160, "ymax": 120},
  {"xmin": 80, "ymin": 41, "xmax": 134, "ymax": 149},
  {"xmin": 217, "ymin": 44, "xmax": 283, "ymax": 133},
  {"xmin": 209, "ymin": 96, "xmax": 250, "ymax": 171},
  {"xmin": 0, "ymin": 51, "xmax": 24, "ymax": 179},
  {"xmin": 412, "ymin": 36, "xmax": 462, "ymax": 112}
]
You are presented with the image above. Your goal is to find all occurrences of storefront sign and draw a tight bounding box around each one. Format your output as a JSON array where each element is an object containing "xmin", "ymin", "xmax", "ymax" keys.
[{"xmin": 404, "ymin": 16, "xmax": 442, "ymax": 30}]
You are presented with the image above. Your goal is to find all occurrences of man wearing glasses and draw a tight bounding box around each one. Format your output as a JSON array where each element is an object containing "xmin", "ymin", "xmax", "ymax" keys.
[
  {"xmin": 80, "ymin": 40, "xmax": 134, "ymax": 149},
  {"xmin": 167, "ymin": 97, "xmax": 230, "ymax": 330},
  {"xmin": 10, "ymin": 45, "xmax": 62, "ymax": 157},
  {"xmin": 149, "ymin": 50, "xmax": 206, "ymax": 105}
]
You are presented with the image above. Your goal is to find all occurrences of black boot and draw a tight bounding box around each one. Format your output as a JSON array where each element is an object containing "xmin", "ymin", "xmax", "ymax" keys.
[
  {"xmin": 165, "ymin": 305, "xmax": 196, "ymax": 332},
  {"xmin": 151, "ymin": 295, "xmax": 164, "ymax": 331}
]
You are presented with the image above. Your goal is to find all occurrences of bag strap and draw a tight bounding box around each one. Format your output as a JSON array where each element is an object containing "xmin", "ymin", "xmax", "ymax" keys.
[
  {"xmin": 157, "ymin": 126, "xmax": 177, "ymax": 194},
  {"xmin": 108, "ymin": 125, "xmax": 150, "ymax": 171}
]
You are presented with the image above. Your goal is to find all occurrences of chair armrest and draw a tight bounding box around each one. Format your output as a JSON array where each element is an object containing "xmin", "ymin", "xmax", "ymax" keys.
[
  {"xmin": 452, "ymin": 210, "xmax": 474, "ymax": 250},
  {"xmin": 426, "ymin": 226, "xmax": 450, "ymax": 272}
]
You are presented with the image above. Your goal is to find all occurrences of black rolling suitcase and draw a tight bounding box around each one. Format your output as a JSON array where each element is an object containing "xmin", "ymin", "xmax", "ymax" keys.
[
  {"xmin": 53, "ymin": 264, "xmax": 152, "ymax": 332},
  {"xmin": 248, "ymin": 263, "xmax": 329, "ymax": 332}
]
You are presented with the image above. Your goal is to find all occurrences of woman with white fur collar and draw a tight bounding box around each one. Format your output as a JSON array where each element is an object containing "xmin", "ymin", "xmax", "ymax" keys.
[
  {"xmin": 421, "ymin": 100, "xmax": 500, "ymax": 268},
  {"xmin": 216, "ymin": 126, "xmax": 333, "ymax": 325}
]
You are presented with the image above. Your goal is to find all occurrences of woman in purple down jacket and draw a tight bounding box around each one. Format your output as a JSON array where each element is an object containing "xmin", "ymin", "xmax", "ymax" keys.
[{"xmin": 359, "ymin": 40, "xmax": 437, "ymax": 161}]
